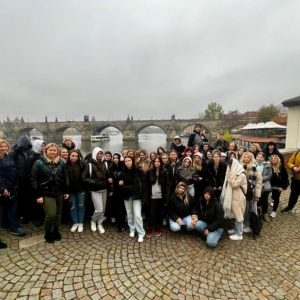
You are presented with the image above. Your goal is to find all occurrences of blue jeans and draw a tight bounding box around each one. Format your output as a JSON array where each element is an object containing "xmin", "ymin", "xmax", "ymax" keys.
[
  {"xmin": 1, "ymin": 200, "xmax": 20, "ymax": 231},
  {"xmin": 169, "ymin": 215, "xmax": 195, "ymax": 232},
  {"xmin": 234, "ymin": 220, "xmax": 244, "ymax": 236},
  {"xmin": 195, "ymin": 220, "xmax": 223, "ymax": 247},
  {"xmin": 69, "ymin": 191, "xmax": 86, "ymax": 224}
]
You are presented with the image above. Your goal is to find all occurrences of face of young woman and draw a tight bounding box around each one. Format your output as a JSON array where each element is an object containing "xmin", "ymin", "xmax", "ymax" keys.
[
  {"xmin": 150, "ymin": 153, "xmax": 157, "ymax": 161},
  {"xmin": 204, "ymin": 192, "xmax": 211, "ymax": 201},
  {"xmin": 178, "ymin": 186, "xmax": 186, "ymax": 195},
  {"xmin": 128, "ymin": 151, "xmax": 135, "ymax": 158},
  {"xmin": 122, "ymin": 150, "xmax": 128, "ymax": 157},
  {"xmin": 48, "ymin": 147, "xmax": 58, "ymax": 158},
  {"xmin": 125, "ymin": 158, "xmax": 132, "ymax": 169},
  {"xmin": 243, "ymin": 155, "xmax": 250, "ymax": 163},
  {"xmin": 270, "ymin": 156, "xmax": 278, "ymax": 164},
  {"xmin": 41, "ymin": 143, "xmax": 46, "ymax": 153},
  {"xmin": 0, "ymin": 142, "xmax": 8, "ymax": 154},
  {"xmin": 174, "ymin": 139, "xmax": 180, "ymax": 145},
  {"xmin": 184, "ymin": 160, "xmax": 191, "ymax": 168},
  {"xmin": 162, "ymin": 156, "xmax": 168, "ymax": 165},
  {"xmin": 61, "ymin": 149, "xmax": 68, "ymax": 159},
  {"xmin": 158, "ymin": 149, "xmax": 163, "ymax": 154},
  {"xmin": 70, "ymin": 152, "xmax": 79, "ymax": 163},
  {"xmin": 207, "ymin": 152, "xmax": 212, "ymax": 159},
  {"xmin": 113, "ymin": 155, "xmax": 120, "ymax": 164},
  {"xmin": 186, "ymin": 151, "xmax": 192, "ymax": 157},
  {"xmin": 140, "ymin": 152, "xmax": 146, "ymax": 160},
  {"xmin": 170, "ymin": 152, "xmax": 177, "ymax": 161},
  {"xmin": 154, "ymin": 159, "xmax": 161, "ymax": 168},
  {"xmin": 250, "ymin": 145, "xmax": 257, "ymax": 153},
  {"xmin": 256, "ymin": 155, "xmax": 265, "ymax": 163},
  {"xmin": 194, "ymin": 147, "xmax": 199, "ymax": 153},
  {"xmin": 96, "ymin": 151, "xmax": 103, "ymax": 161},
  {"xmin": 230, "ymin": 154, "xmax": 236, "ymax": 159},
  {"xmin": 194, "ymin": 156, "xmax": 200, "ymax": 163},
  {"xmin": 229, "ymin": 144, "xmax": 235, "ymax": 151},
  {"xmin": 238, "ymin": 148, "xmax": 245, "ymax": 156},
  {"xmin": 105, "ymin": 154, "xmax": 111, "ymax": 161},
  {"xmin": 213, "ymin": 154, "xmax": 220, "ymax": 164}
]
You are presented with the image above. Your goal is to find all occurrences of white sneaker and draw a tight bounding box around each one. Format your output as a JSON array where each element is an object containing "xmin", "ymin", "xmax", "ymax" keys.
[
  {"xmin": 138, "ymin": 236, "xmax": 143, "ymax": 243},
  {"xmin": 111, "ymin": 217, "xmax": 116, "ymax": 223},
  {"xmin": 91, "ymin": 221, "xmax": 97, "ymax": 232},
  {"xmin": 243, "ymin": 226, "xmax": 252, "ymax": 233},
  {"xmin": 270, "ymin": 200, "xmax": 274, "ymax": 207},
  {"xmin": 70, "ymin": 224, "xmax": 78, "ymax": 232},
  {"xmin": 163, "ymin": 218, "xmax": 168, "ymax": 226},
  {"xmin": 129, "ymin": 231, "xmax": 135, "ymax": 238},
  {"xmin": 229, "ymin": 234, "xmax": 243, "ymax": 241},
  {"xmin": 270, "ymin": 211, "xmax": 276, "ymax": 218},
  {"xmin": 227, "ymin": 229, "xmax": 235, "ymax": 235},
  {"xmin": 97, "ymin": 224, "xmax": 105, "ymax": 234},
  {"xmin": 78, "ymin": 223, "xmax": 83, "ymax": 233}
]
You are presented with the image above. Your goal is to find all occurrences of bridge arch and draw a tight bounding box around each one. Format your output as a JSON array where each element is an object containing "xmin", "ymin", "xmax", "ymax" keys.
[
  {"xmin": 0, "ymin": 129, "xmax": 8, "ymax": 140},
  {"xmin": 93, "ymin": 125, "xmax": 123, "ymax": 136},
  {"xmin": 16, "ymin": 126, "xmax": 45, "ymax": 140},
  {"xmin": 136, "ymin": 124, "xmax": 167, "ymax": 137},
  {"xmin": 53, "ymin": 125, "xmax": 82, "ymax": 142}
]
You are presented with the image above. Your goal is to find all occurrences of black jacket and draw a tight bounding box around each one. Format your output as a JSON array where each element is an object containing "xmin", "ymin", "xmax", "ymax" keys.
[
  {"xmin": 264, "ymin": 142, "xmax": 285, "ymax": 167},
  {"xmin": 205, "ymin": 160, "xmax": 227, "ymax": 189},
  {"xmin": 176, "ymin": 160, "xmax": 199, "ymax": 187},
  {"xmin": 31, "ymin": 156, "xmax": 70, "ymax": 199},
  {"xmin": 8, "ymin": 135, "xmax": 32, "ymax": 181},
  {"xmin": 108, "ymin": 163, "xmax": 123, "ymax": 195},
  {"xmin": 213, "ymin": 139, "xmax": 229, "ymax": 152},
  {"xmin": 25, "ymin": 152, "xmax": 42, "ymax": 181},
  {"xmin": 168, "ymin": 192, "xmax": 197, "ymax": 222},
  {"xmin": 194, "ymin": 163, "xmax": 207, "ymax": 201},
  {"xmin": 170, "ymin": 143, "xmax": 186, "ymax": 159},
  {"xmin": 120, "ymin": 166, "xmax": 148, "ymax": 203},
  {"xmin": 0, "ymin": 154, "xmax": 18, "ymax": 195},
  {"xmin": 188, "ymin": 130, "xmax": 208, "ymax": 148},
  {"xmin": 146, "ymin": 168, "xmax": 171, "ymax": 204},
  {"xmin": 81, "ymin": 158, "xmax": 113, "ymax": 192},
  {"xmin": 67, "ymin": 162, "xmax": 87, "ymax": 193},
  {"xmin": 197, "ymin": 187, "xmax": 225, "ymax": 232},
  {"xmin": 270, "ymin": 165, "xmax": 289, "ymax": 190},
  {"xmin": 62, "ymin": 142, "xmax": 83, "ymax": 158}
]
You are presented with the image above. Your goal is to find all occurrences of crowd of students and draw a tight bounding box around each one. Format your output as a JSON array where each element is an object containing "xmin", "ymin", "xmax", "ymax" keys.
[{"xmin": 0, "ymin": 123, "xmax": 298, "ymax": 249}]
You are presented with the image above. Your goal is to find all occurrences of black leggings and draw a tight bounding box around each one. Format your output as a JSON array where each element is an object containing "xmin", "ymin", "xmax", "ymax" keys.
[
  {"xmin": 258, "ymin": 191, "xmax": 271, "ymax": 214},
  {"xmin": 271, "ymin": 189, "xmax": 281, "ymax": 212}
]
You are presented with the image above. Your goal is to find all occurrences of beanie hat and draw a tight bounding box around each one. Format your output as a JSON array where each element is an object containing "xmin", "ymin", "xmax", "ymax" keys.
[
  {"xmin": 194, "ymin": 152, "xmax": 203, "ymax": 159},
  {"xmin": 105, "ymin": 151, "xmax": 112, "ymax": 157},
  {"xmin": 63, "ymin": 136, "xmax": 72, "ymax": 143}
]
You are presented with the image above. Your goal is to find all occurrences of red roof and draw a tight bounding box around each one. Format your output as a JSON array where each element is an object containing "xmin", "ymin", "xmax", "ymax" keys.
[{"xmin": 233, "ymin": 136, "xmax": 284, "ymax": 144}]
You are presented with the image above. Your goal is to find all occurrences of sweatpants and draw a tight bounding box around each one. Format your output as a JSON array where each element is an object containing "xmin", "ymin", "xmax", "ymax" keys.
[
  {"xmin": 42, "ymin": 194, "xmax": 64, "ymax": 232},
  {"xmin": 91, "ymin": 190, "xmax": 107, "ymax": 224}
]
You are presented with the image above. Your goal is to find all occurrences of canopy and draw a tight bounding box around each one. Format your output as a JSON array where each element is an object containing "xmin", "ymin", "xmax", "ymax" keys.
[{"xmin": 241, "ymin": 121, "xmax": 287, "ymax": 130}]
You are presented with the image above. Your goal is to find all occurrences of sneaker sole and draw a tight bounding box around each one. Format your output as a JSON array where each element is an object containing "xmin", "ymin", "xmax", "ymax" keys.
[
  {"xmin": 10, "ymin": 232, "xmax": 26, "ymax": 236},
  {"xmin": 156, "ymin": 233, "xmax": 161, "ymax": 237}
]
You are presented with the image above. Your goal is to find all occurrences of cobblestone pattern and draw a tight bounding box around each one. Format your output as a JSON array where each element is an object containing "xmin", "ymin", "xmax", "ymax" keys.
[{"xmin": 0, "ymin": 187, "xmax": 300, "ymax": 300}]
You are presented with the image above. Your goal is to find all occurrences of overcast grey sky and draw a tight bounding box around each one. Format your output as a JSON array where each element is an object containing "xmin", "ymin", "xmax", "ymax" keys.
[{"xmin": 1, "ymin": 0, "xmax": 299, "ymax": 122}]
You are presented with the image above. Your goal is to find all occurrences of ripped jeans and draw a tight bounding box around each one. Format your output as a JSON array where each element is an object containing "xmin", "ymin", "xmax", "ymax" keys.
[{"xmin": 69, "ymin": 191, "xmax": 86, "ymax": 224}]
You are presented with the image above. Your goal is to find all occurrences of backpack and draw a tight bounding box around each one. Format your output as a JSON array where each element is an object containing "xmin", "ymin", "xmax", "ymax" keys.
[
  {"xmin": 193, "ymin": 133, "xmax": 203, "ymax": 147},
  {"xmin": 239, "ymin": 172, "xmax": 254, "ymax": 201},
  {"xmin": 249, "ymin": 200, "xmax": 263, "ymax": 240}
]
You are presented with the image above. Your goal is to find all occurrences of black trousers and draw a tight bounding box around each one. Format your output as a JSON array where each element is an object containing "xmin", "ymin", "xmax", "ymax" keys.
[
  {"xmin": 148, "ymin": 198, "xmax": 164, "ymax": 227},
  {"xmin": 288, "ymin": 178, "xmax": 300, "ymax": 210},
  {"xmin": 17, "ymin": 181, "xmax": 31, "ymax": 218},
  {"xmin": 112, "ymin": 192, "xmax": 126, "ymax": 228},
  {"xmin": 271, "ymin": 189, "xmax": 281, "ymax": 213},
  {"xmin": 258, "ymin": 191, "xmax": 271, "ymax": 214}
]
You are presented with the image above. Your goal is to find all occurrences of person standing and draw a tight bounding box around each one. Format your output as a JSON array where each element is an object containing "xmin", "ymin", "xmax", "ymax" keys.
[
  {"xmin": 0, "ymin": 140, "xmax": 26, "ymax": 237},
  {"xmin": 170, "ymin": 136, "xmax": 186, "ymax": 159},
  {"xmin": 137, "ymin": 150, "xmax": 151, "ymax": 173},
  {"xmin": 263, "ymin": 141, "xmax": 284, "ymax": 166},
  {"xmin": 281, "ymin": 149, "xmax": 300, "ymax": 214},
  {"xmin": 187, "ymin": 124, "xmax": 208, "ymax": 148},
  {"xmin": 62, "ymin": 136, "xmax": 83, "ymax": 158},
  {"xmin": 66, "ymin": 150, "xmax": 86, "ymax": 233},
  {"xmin": 213, "ymin": 134, "xmax": 229, "ymax": 152},
  {"xmin": 8, "ymin": 135, "xmax": 33, "ymax": 224},
  {"xmin": 250, "ymin": 143, "xmax": 261, "ymax": 159},
  {"xmin": 193, "ymin": 152, "xmax": 206, "ymax": 201},
  {"xmin": 31, "ymin": 143, "xmax": 70, "ymax": 243},
  {"xmin": 119, "ymin": 156, "xmax": 147, "ymax": 242}
]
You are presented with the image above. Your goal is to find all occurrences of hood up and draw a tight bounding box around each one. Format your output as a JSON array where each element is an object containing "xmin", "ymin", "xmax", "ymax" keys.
[
  {"xmin": 32, "ymin": 140, "xmax": 46, "ymax": 154},
  {"xmin": 92, "ymin": 147, "xmax": 104, "ymax": 161},
  {"xmin": 17, "ymin": 135, "xmax": 32, "ymax": 149}
]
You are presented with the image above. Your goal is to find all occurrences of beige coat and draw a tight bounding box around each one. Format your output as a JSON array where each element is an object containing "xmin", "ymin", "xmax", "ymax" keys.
[
  {"xmin": 253, "ymin": 167, "xmax": 263, "ymax": 198},
  {"xmin": 226, "ymin": 168, "xmax": 247, "ymax": 222}
]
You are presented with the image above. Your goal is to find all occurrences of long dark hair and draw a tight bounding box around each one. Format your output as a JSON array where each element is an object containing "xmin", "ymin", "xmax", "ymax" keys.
[
  {"xmin": 150, "ymin": 156, "xmax": 164, "ymax": 184},
  {"xmin": 157, "ymin": 146, "xmax": 165, "ymax": 155},
  {"xmin": 97, "ymin": 160, "xmax": 106, "ymax": 178},
  {"xmin": 66, "ymin": 150, "xmax": 84, "ymax": 181}
]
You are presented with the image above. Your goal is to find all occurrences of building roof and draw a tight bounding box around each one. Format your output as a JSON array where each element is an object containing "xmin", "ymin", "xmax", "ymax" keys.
[
  {"xmin": 241, "ymin": 111, "xmax": 259, "ymax": 118},
  {"xmin": 234, "ymin": 136, "xmax": 284, "ymax": 144},
  {"xmin": 14, "ymin": 117, "xmax": 20, "ymax": 122},
  {"xmin": 282, "ymin": 95, "xmax": 300, "ymax": 107},
  {"xmin": 240, "ymin": 121, "xmax": 287, "ymax": 130}
]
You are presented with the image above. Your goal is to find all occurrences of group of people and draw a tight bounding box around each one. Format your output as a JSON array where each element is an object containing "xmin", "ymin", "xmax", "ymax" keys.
[{"xmin": 0, "ymin": 123, "xmax": 299, "ymax": 249}]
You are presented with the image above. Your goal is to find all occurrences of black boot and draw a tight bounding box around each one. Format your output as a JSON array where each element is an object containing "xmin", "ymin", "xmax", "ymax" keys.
[
  {"xmin": 0, "ymin": 239, "xmax": 7, "ymax": 249},
  {"xmin": 52, "ymin": 227, "xmax": 61, "ymax": 241},
  {"xmin": 44, "ymin": 232, "xmax": 55, "ymax": 244}
]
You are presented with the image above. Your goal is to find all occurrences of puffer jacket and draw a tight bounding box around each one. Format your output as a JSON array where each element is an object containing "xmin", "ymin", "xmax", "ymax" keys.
[
  {"xmin": 67, "ymin": 162, "xmax": 87, "ymax": 193},
  {"xmin": 146, "ymin": 168, "xmax": 171, "ymax": 204},
  {"xmin": 8, "ymin": 135, "xmax": 32, "ymax": 181},
  {"xmin": 270, "ymin": 165, "xmax": 289, "ymax": 190},
  {"xmin": 168, "ymin": 192, "xmax": 198, "ymax": 222},
  {"xmin": 108, "ymin": 163, "xmax": 123, "ymax": 195},
  {"xmin": 170, "ymin": 136, "xmax": 186, "ymax": 159},
  {"xmin": 197, "ymin": 187, "xmax": 225, "ymax": 232},
  {"xmin": 213, "ymin": 139, "xmax": 229, "ymax": 152},
  {"xmin": 120, "ymin": 166, "xmax": 148, "ymax": 203},
  {"xmin": 31, "ymin": 156, "xmax": 70, "ymax": 199},
  {"xmin": 81, "ymin": 158, "xmax": 113, "ymax": 192},
  {"xmin": 287, "ymin": 150, "xmax": 300, "ymax": 180},
  {"xmin": 176, "ymin": 159, "xmax": 199, "ymax": 187},
  {"xmin": 0, "ymin": 154, "xmax": 18, "ymax": 196},
  {"xmin": 205, "ymin": 160, "xmax": 227, "ymax": 189},
  {"xmin": 259, "ymin": 162, "xmax": 273, "ymax": 192}
]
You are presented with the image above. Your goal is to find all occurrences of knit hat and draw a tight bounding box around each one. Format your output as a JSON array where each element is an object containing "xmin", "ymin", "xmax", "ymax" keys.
[
  {"xmin": 63, "ymin": 136, "xmax": 72, "ymax": 143},
  {"xmin": 194, "ymin": 152, "xmax": 203, "ymax": 159},
  {"xmin": 105, "ymin": 151, "xmax": 112, "ymax": 157}
]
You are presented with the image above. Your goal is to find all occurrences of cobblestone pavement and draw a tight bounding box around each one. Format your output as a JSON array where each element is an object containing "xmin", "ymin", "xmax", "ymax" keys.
[{"xmin": 1, "ymin": 187, "xmax": 300, "ymax": 300}]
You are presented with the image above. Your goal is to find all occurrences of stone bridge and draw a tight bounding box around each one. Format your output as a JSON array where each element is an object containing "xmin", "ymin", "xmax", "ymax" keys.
[{"xmin": 0, "ymin": 118, "xmax": 247, "ymax": 144}]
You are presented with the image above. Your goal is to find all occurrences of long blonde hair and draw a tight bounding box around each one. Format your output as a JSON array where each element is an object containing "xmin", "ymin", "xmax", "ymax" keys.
[
  {"xmin": 175, "ymin": 182, "xmax": 189, "ymax": 204},
  {"xmin": 193, "ymin": 156, "xmax": 202, "ymax": 171},
  {"xmin": 268, "ymin": 154, "xmax": 281, "ymax": 174},
  {"xmin": 0, "ymin": 140, "xmax": 10, "ymax": 160},
  {"xmin": 44, "ymin": 143, "xmax": 60, "ymax": 163},
  {"xmin": 251, "ymin": 143, "xmax": 261, "ymax": 152},
  {"xmin": 240, "ymin": 152, "xmax": 255, "ymax": 177}
]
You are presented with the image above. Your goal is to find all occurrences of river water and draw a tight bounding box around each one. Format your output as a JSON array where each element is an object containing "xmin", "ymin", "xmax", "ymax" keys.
[{"xmin": 61, "ymin": 134, "xmax": 189, "ymax": 157}]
